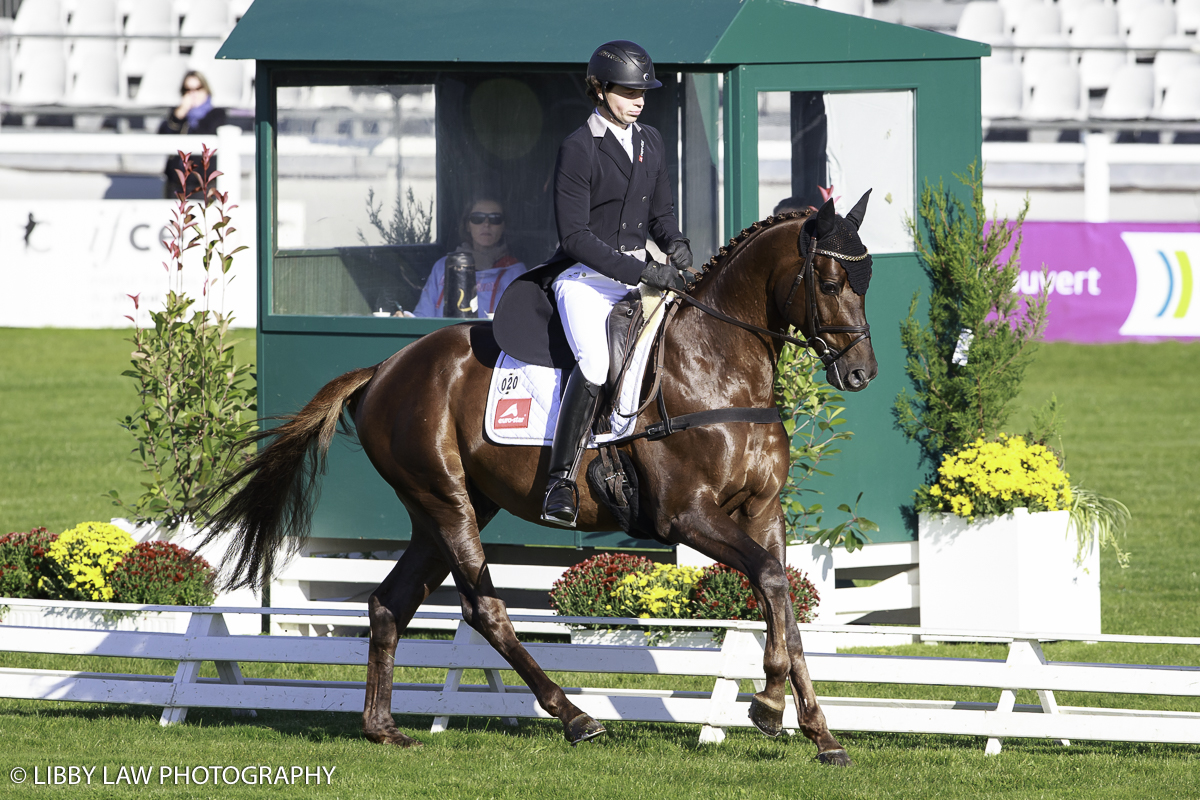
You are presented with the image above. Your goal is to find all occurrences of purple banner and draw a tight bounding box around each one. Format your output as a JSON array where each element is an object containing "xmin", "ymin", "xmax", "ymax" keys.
[{"xmin": 1010, "ymin": 222, "xmax": 1200, "ymax": 342}]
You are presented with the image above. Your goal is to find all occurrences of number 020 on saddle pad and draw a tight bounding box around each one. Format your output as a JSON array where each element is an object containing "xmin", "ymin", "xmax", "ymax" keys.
[{"xmin": 484, "ymin": 291, "xmax": 671, "ymax": 447}]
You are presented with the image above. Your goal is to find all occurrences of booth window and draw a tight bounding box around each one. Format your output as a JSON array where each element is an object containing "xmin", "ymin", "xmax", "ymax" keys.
[
  {"xmin": 758, "ymin": 89, "xmax": 915, "ymax": 253},
  {"xmin": 269, "ymin": 70, "xmax": 720, "ymax": 319}
]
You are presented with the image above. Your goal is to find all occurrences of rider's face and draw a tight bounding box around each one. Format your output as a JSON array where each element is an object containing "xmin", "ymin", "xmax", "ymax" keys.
[{"xmin": 601, "ymin": 85, "xmax": 645, "ymax": 127}]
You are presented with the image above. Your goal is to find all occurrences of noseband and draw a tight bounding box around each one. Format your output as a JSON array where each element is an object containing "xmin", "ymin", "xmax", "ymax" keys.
[{"xmin": 781, "ymin": 232, "xmax": 872, "ymax": 380}]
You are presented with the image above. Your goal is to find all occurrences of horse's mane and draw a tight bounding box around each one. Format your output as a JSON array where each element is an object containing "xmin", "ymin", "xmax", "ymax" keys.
[{"xmin": 685, "ymin": 210, "xmax": 812, "ymax": 294}]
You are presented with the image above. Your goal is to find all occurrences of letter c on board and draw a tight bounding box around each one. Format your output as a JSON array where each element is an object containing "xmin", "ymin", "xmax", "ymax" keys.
[{"xmin": 129, "ymin": 223, "xmax": 150, "ymax": 251}]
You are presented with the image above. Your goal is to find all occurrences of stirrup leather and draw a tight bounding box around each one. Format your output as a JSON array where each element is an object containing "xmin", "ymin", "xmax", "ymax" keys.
[{"xmin": 541, "ymin": 478, "xmax": 580, "ymax": 528}]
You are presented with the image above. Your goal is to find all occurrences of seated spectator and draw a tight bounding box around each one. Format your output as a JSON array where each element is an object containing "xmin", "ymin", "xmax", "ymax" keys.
[
  {"xmin": 158, "ymin": 70, "xmax": 226, "ymax": 198},
  {"xmin": 413, "ymin": 198, "xmax": 528, "ymax": 318}
]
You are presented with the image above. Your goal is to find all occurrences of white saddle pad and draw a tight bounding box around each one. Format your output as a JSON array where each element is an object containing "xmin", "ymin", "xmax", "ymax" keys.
[{"xmin": 484, "ymin": 291, "xmax": 672, "ymax": 447}]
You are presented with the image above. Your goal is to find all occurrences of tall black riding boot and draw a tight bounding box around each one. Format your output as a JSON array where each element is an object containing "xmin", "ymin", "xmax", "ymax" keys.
[{"xmin": 541, "ymin": 366, "xmax": 601, "ymax": 528}]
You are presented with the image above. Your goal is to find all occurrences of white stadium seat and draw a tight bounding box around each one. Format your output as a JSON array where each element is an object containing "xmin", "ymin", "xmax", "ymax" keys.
[
  {"xmin": 122, "ymin": 0, "xmax": 175, "ymax": 82},
  {"xmin": 178, "ymin": 0, "xmax": 230, "ymax": 38},
  {"xmin": 1156, "ymin": 65, "xmax": 1200, "ymax": 119},
  {"xmin": 981, "ymin": 60, "xmax": 1024, "ymax": 118},
  {"xmin": 818, "ymin": 0, "xmax": 867, "ymax": 15},
  {"xmin": 1011, "ymin": 2, "xmax": 1063, "ymax": 43},
  {"xmin": 1115, "ymin": 0, "xmax": 1164, "ymax": 35},
  {"xmin": 67, "ymin": 0, "xmax": 118, "ymax": 35},
  {"xmin": 1097, "ymin": 64, "xmax": 1156, "ymax": 118},
  {"xmin": 1020, "ymin": 63, "xmax": 1084, "ymax": 120},
  {"xmin": 1126, "ymin": 5, "xmax": 1177, "ymax": 50},
  {"xmin": 10, "ymin": 39, "xmax": 66, "ymax": 104},
  {"xmin": 956, "ymin": 2, "xmax": 1008, "ymax": 42},
  {"xmin": 12, "ymin": 0, "xmax": 64, "ymax": 35},
  {"xmin": 1179, "ymin": 0, "xmax": 1200, "ymax": 35},
  {"xmin": 1057, "ymin": 0, "xmax": 1102, "ymax": 34},
  {"xmin": 1069, "ymin": 3, "xmax": 1121, "ymax": 44},
  {"xmin": 64, "ymin": 45, "xmax": 121, "ymax": 107},
  {"xmin": 131, "ymin": 52, "xmax": 188, "ymax": 106},
  {"xmin": 1078, "ymin": 49, "xmax": 1129, "ymax": 93}
]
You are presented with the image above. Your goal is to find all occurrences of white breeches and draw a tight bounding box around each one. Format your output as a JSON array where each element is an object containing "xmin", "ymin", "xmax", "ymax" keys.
[{"xmin": 553, "ymin": 265, "xmax": 637, "ymax": 385}]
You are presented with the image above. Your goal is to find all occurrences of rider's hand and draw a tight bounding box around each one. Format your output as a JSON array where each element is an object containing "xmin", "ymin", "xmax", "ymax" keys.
[
  {"xmin": 666, "ymin": 238, "xmax": 693, "ymax": 272},
  {"xmin": 638, "ymin": 260, "xmax": 684, "ymax": 292}
]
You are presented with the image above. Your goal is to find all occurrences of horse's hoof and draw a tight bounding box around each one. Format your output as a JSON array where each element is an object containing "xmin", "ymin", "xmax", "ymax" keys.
[
  {"xmin": 748, "ymin": 694, "xmax": 785, "ymax": 738},
  {"xmin": 365, "ymin": 726, "xmax": 422, "ymax": 748},
  {"xmin": 817, "ymin": 748, "xmax": 852, "ymax": 767},
  {"xmin": 565, "ymin": 713, "xmax": 606, "ymax": 746}
]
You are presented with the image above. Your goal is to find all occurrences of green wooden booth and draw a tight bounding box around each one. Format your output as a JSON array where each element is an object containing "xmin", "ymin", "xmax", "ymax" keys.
[{"xmin": 218, "ymin": 0, "xmax": 986, "ymax": 552}]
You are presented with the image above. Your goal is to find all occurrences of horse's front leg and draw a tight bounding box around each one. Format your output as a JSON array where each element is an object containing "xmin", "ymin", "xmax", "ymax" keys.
[
  {"xmin": 667, "ymin": 503, "xmax": 796, "ymax": 737},
  {"xmin": 751, "ymin": 510, "xmax": 852, "ymax": 765}
]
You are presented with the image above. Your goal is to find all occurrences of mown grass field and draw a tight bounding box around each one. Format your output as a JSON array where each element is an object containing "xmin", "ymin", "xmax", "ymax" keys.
[{"xmin": 0, "ymin": 329, "xmax": 1197, "ymax": 798}]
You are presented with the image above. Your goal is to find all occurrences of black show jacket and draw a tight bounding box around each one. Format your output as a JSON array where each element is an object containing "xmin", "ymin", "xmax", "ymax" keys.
[{"xmin": 492, "ymin": 113, "xmax": 684, "ymax": 369}]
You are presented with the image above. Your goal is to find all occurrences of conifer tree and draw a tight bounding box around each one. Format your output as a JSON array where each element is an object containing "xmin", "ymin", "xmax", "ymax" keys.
[{"xmin": 894, "ymin": 165, "xmax": 1049, "ymax": 467}]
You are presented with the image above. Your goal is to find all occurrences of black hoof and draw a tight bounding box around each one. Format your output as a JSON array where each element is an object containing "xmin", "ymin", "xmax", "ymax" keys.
[
  {"xmin": 748, "ymin": 695, "xmax": 785, "ymax": 738},
  {"xmin": 817, "ymin": 748, "xmax": 852, "ymax": 767},
  {"xmin": 565, "ymin": 713, "xmax": 606, "ymax": 746}
]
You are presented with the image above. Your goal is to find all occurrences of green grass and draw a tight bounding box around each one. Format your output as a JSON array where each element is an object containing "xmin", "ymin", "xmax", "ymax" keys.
[
  {"xmin": 1, "ymin": 333, "xmax": 1198, "ymax": 797},
  {"xmin": 0, "ymin": 328, "xmax": 256, "ymax": 534}
]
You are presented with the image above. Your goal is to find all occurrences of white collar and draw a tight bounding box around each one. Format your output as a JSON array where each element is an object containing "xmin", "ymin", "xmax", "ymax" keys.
[{"xmin": 588, "ymin": 110, "xmax": 638, "ymax": 138}]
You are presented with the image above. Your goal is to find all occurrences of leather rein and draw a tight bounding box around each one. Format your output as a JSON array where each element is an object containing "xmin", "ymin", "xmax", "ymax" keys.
[{"xmin": 670, "ymin": 231, "xmax": 872, "ymax": 377}]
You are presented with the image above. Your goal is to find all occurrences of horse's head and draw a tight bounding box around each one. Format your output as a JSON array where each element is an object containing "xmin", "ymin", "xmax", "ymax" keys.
[{"xmin": 781, "ymin": 191, "xmax": 879, "ymax": 392}]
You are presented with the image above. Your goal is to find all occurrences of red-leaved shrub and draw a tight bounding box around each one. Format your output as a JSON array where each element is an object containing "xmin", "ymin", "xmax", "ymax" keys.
[{"xmin": 108, "ymin": 541, "xmax": 216, "ymax": 606}]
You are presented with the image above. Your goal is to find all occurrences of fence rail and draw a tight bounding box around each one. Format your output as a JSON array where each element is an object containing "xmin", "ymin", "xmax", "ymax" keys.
[{"xmin": 2, "ymin": 599, "xmax": 1197, "ymax": 754}]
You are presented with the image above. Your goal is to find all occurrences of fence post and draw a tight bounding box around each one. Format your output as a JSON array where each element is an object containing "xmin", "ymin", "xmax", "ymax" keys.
[
  {"xmin": 985, "ymin": 638, "xmax": 1067, "ymax": 755},
  {"xmin": 431, "ymin": 621, "xmax": 515, "ymax": 732},
  {"xmin": 1084, "ymin": 132, "xmax": 1110, "ymax": 223},
  {"xmin": 160, "ymin": 612, "xmax": 255, "ymax": 726}
]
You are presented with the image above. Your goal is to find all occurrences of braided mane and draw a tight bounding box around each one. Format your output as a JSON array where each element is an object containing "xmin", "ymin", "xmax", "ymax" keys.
[{"xmin": 685, "ymin": 210, "xmax": 811, "ymax": 293}]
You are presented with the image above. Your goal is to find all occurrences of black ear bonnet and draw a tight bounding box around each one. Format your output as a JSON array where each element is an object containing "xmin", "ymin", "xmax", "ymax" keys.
[{"xmin": 798, "ymin": 190, "xmax": 873, "ymax": 295}]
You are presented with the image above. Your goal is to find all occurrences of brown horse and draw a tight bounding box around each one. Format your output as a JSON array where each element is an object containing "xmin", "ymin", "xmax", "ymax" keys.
[{"xmin": 205, "ymin": 198, "xmax": 878, "ymax": 765}]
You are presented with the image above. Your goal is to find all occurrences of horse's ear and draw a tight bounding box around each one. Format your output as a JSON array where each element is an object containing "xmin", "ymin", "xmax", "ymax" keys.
[
  {"xmin": 846, "ymin": 189, "xmax": 872, "ymax": 230},
  {"xmin": 815, "ymin": 198, "xmax": 838, "ymax": 239}
]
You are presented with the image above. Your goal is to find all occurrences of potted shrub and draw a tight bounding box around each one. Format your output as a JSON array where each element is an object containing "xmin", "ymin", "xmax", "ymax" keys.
[
  {"xmin": 897, "ymin": 168, "xmax": 1128, "ymax": 637},
  {"xmin": 916, "ymin": 435, "xmax": 1101, "ymax": 636},
  {"xmin": 548, "ymin": 554, "xmax": 822, "ymax": 649}
]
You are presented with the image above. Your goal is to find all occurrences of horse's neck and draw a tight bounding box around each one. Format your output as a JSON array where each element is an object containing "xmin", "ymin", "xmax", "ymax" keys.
[{"xmin": 662, "ymin": 224, "xmax": 792, "ymax": 409}]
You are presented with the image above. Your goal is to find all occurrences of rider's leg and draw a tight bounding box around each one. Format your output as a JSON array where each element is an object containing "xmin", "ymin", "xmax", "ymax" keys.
[
  {"xmin": 542, "ymin": 365, "xmax": 600, "ymax": 526},
  {"xmin": 542, "ymin": 270, "xmax": 629, "ymax": 527}
]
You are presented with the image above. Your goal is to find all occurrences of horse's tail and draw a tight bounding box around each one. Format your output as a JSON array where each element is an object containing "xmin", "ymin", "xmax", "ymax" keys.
[{"xmin": 202, "ymin": 365, "xmax": 379, "ymax": 591}]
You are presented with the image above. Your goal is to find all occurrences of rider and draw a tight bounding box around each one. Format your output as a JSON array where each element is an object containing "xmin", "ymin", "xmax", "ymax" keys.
[{"xmin": 492, "ymin": 40, "xmax": 692, "ymax": 528}]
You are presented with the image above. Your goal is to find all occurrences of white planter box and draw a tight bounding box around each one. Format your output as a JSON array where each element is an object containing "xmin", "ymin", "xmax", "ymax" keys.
[
  {"xmin": 918, "ymin": 508, "xmax": 1100, "ymax": 637},
  {"xmin": 570, "ymin": 629, "xmax": 717, "ymax": 648},
  {"xmin": 0, "ymin": 605, "xmax": 190, "ymax": 633}
]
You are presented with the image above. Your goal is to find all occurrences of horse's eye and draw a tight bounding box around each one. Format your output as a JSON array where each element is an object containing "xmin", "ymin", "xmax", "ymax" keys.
[{"xmin": 821, "ymin": 282, "xmax": 838, "ymax": 295}]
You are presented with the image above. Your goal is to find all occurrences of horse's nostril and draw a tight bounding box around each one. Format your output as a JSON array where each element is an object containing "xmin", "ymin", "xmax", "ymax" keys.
[{"xmin": 848, "ymin": 369, "xmax": 868, "ymax": 388}]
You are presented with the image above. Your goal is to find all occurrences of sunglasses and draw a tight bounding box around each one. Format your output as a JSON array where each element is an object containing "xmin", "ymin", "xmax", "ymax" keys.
[{"xmin": 468, "ymin": 212, "xmax": 504, "ymax": 225}]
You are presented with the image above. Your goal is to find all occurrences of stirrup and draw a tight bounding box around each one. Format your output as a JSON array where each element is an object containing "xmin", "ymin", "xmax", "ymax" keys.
[{"xmin": 541, "ymin": 478, "xmax": 580, "ymax": 528}]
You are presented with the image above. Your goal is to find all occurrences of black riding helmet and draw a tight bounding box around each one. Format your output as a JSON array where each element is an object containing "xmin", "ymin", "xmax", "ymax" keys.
[{"xmin": 587, "ymin": 40, "xmax": 662, "ymax": 91}]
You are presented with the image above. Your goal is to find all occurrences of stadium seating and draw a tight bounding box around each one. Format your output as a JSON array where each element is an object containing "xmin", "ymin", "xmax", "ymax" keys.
[
  {"xmin": 133, "ymin": 52, "xmax": 188, "ymax": 106},
  {"xmin": 1179, "ymin": 0, "xmax": 1200, "ymax": 34},
  {"xmin": 12, "ymin": 0, "xmax": 64, "ymax": 35},
  {"xmin": 1156, "ymin": 64, "xmax": 1200, "ymax": 118},
  {"xmin": 1096, "ymin": 63, "xmax": 1156, "ymax": 118},
  {"xmin": 1127, "ymin": 4, "xmax": 1177, "ymax": 50},
  {"xmin": 1021, "ymin": 63, "xmax": 1085, "ymax": 119},
  {"xmin": 10, "ymin": 38, "xmax": 66, "ymax": 105},
  {"xmin": 178, "ymin": 0, "xmax": 230, "ymax": 38},
  {"xmin": 981, "ymin": 59, "xmax": 1025, "ymax": 118},
  {"xmin": 122, "ymin": 0, "xmax": 174, "ymax": 85}
]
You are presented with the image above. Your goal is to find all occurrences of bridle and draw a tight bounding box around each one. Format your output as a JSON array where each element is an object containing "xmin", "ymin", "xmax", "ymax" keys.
[
  {"xmin": 670, "ymin": 229, "xmax": 871, "ymax": 381},
  {"xmin": 780, "ymin": 229, "xmax": 872, "ymax": 380}
]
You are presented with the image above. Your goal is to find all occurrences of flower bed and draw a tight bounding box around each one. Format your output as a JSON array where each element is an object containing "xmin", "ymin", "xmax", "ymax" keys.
[
  {"xmin": 0, "ymin": 522, "xmax": 216, "ymax": 630},
  {"xmin": 549, "ymin": 554, "xmax": 820, "ymax": 646}
]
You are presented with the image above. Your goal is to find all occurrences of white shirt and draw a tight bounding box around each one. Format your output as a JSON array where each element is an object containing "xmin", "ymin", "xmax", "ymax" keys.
[{"xmin": 592, "ymin": 109, "xmax": 634, "ymax": 162}]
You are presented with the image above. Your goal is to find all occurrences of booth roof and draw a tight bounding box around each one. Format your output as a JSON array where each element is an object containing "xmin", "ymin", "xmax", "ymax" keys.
[{"xmin": 218, "ymin": 0, "xmax": 986, "ymax": 65}]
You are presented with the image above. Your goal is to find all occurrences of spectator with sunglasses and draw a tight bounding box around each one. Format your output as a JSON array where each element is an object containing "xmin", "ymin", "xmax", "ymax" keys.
[{"xmin": 413, "ymin": 197, "xmax": 528, "ymax": 318}]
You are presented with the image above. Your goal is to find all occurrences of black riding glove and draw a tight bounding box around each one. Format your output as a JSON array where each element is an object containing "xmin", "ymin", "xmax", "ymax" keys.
[
  {"xmin": 666, "ymin": 238, "xmax": 693, "ymax": 272},
  {"xmin": 638, "ymin": 260, "xmax": 684, "ymax": 292}
]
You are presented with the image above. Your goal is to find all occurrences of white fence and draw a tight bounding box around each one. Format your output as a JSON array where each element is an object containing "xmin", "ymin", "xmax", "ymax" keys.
[
  {"xmin": 269, "ymin": 540, "xmax": 921, "ymax": 643},
  {"xmin": 2, "ymin": 598, "xmax": 1198, "ymax": 754},
  {"xmin": 982, "ymin": 138, "xmax": 1200, "ymax": 222}
]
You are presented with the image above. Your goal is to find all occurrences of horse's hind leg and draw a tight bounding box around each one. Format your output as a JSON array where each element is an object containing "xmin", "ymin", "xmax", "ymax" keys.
[
  {"xmin": 363, "ymin": 529, "xmax": 450, "ymax": 747},
  {"xmin": 430, "ymin": 506, "xmax": 605, "ymax": 745}
]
